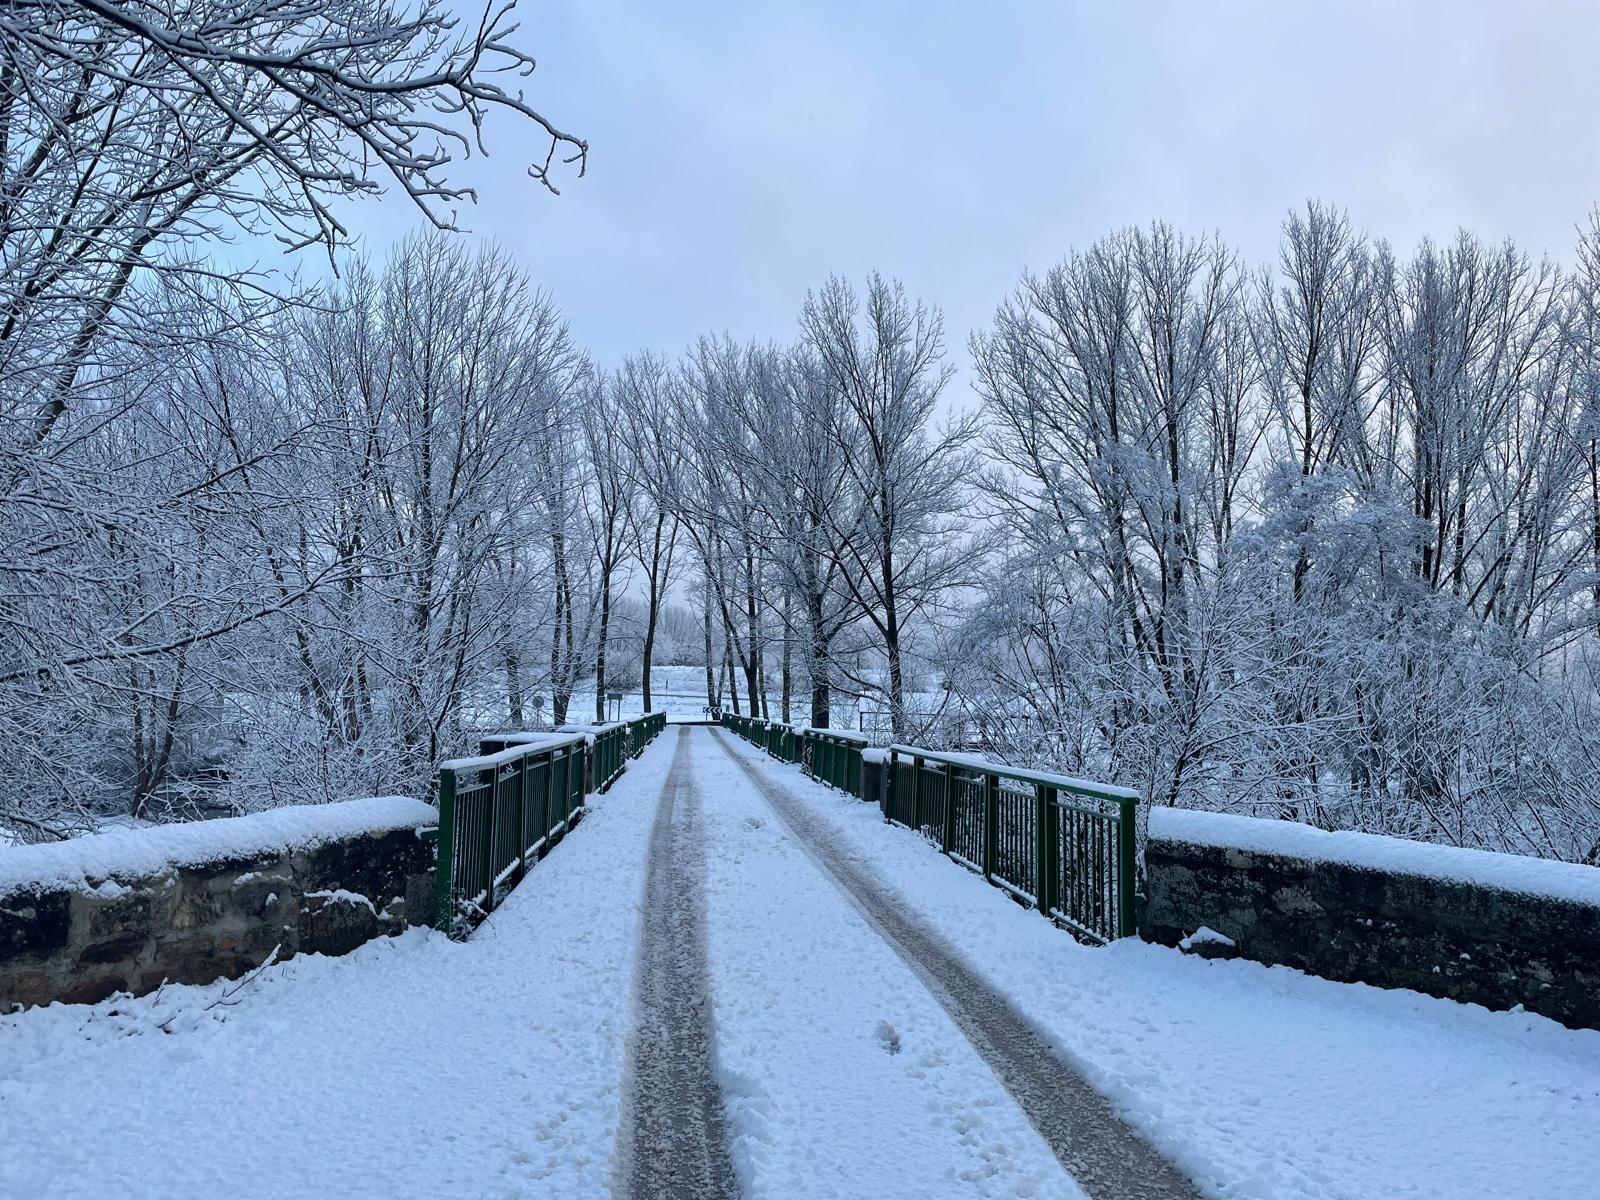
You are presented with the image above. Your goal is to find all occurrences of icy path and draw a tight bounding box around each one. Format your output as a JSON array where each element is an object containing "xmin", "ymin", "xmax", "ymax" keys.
[{"xmin": 3, "ymin": 726, "xmax": 1598, "ymax": 1200}]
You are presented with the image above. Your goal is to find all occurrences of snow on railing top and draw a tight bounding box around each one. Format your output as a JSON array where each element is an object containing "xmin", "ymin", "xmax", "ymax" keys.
[
  {"xmin": 888, "ymin": 744, "xmax": 1142, "ymax": 802},
  {"xmin": 1151, "ymin": 807, "xmax": 1600, "ymax": 908},
  {"xmin": 801, "ymin": 726, "xmax": 871, "ymax": 744},
  {"xmin": 438, "ymin": 732, "xmax": 588, "ymax": 773},
  {"xmin": 0, "ymin": 796, "xmax": 438, "ymax": 897},
  {"xmin": 479, "ymin": 731, "xmax": 590, "ymax": 746}
]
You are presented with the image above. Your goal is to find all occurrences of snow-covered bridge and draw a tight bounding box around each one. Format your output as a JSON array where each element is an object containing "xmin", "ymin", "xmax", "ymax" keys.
[{"xmin": 4, "ymin": 725, "xmax": 1598, "ymax": 1200}]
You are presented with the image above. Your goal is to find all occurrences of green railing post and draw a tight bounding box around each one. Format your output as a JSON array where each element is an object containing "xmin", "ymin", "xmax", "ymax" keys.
[
  {"xmin": 885, "ymin": 747, "xmax": 897, "ymax": 824},
  {"xmin": 558, "ymin": 746, "xmax": 571, "ymax": 834},
  {"xmin": 982, "ymin": 771, "xmax": 999, "ymax": 883},
  {"xmin": 912, "ymin": 754, "xmax": 925, "ymax": 833},
  {"xmin": 941, "ymin": 765, "xmax": 956, "ymax": 852},
  {"xmin": 517, "ymin": 757, "xmax": 528, "ymax": 884},
  {"xmin": 480, "ymin": 765, "xmax": 500, "ymax": 914},
  {"xmin": 1034, "ymin": 783, "xmax": 1051, "ymax": 918},
  {"xmin": 433, "ymin": 766, "xmax": 457, "ymax": 931},
  {"xmin": 1116, "ymin": 797, "xmax": 1138, "ymax": 939}
]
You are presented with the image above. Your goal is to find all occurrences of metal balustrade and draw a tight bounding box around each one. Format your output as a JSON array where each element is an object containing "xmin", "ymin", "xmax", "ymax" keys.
[
  {"xmin": 887, "ymin": 746, "xmax": 1138, "ymax": 944},
  {"xmin": 720, "ymin": 711, "xmax": 1140, "ymax": 944},
  {"xmin": 434, "ymin": 713, "xmax": 667, "ymax": 934}
]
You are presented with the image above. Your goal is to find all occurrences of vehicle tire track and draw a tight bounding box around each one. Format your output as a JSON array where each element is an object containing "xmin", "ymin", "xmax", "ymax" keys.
[
  {"xmin": 710, "ymin": 728, "xmax": 1203, "ymax": 1200},
  {"xmin": 616, "ymin": 728, "xmax": 741, "ymax": 1200}
]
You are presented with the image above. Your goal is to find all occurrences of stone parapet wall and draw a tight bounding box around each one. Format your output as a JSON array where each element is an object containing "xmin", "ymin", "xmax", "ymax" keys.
[
  {"xmin": 1, "ymin": 797, "xmax": 437, "ymax": 1011},
  {"xmin": 1141, "ymin": 807, "xmax": 1600, "ymax": 1031}
]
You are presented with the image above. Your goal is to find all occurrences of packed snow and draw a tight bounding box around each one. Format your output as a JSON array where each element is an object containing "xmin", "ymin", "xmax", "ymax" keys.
[
  {"xmin": 695, "ymin": 739, "xmax": 1080, "ymax": 1198},
  {"xmin": 1152, "ymin": 805, "xmax": 1600, "ymax": 907}
]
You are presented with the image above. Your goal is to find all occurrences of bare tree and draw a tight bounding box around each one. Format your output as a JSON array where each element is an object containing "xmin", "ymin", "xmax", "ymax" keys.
[
  {"xmin": 802, "ymin": 273, "xmax": 977, "ymax": 740},
  {"xmin": 615, "ymin": 352, "xmax": 683, "ymax": 713}
]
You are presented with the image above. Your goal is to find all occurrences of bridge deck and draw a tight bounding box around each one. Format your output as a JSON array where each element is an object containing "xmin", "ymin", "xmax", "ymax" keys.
[{"xmin": 4, "ymin": 727, "xmax": 1597, "ymax": 1199}]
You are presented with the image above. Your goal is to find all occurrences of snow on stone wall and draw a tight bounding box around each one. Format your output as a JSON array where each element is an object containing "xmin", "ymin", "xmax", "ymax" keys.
[
  {"xmin": 1142, "ymin": 807, "xmax": 1600, "ymax": 1030},
  {"xmin": 1, "ymin": 797, "xmax": 438, "ymax": 1011}
]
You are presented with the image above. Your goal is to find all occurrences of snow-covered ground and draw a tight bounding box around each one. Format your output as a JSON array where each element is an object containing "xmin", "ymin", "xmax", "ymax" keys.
[
  {"xmin": 696, "ymin": 741, "xmax": 1079, "ymax": 1199},
  {"xmin": 712, "ymin": 734, "xmax": 1600, "ymax": 1200},
  {"xmin": 4, "ymin": 727, "xmax": 1597, "ymax": 1200},
  {"xmin": 0, "ymin": 742, "xmax": 679, "ymax": 1200}
]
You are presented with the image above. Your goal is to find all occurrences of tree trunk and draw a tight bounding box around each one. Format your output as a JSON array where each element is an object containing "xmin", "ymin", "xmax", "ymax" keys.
[
  {"xmin": 807, "ymin": 589, "xmax": 830, "ymax": 727},
  {"xmin": 883, "ymin": 547, "xmax": 906, "ymax": 741},
  {"xmin": 505, "ymin": 649, "xmax": 525, "ymax": 725},
  {"xmin": 744, "ymin": 549, "xmax": 761, "ymax": 716},
  {"xmin": 594, "ymin": 573, "xmax": 611, "ymax": 723},
  {"xmin": 781, "ymin": 592, "xmax": 792, "ymax": 724},
  {"xmin": 641, "ymin": 591, "xmax": 659, "ymax": 713},
  {"xmin": 702, "ymin": 589, "xmax": 717, "ymax": 708}
]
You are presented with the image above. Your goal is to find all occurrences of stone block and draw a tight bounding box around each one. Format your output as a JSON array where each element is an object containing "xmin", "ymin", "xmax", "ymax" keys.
[
  {"xmin": 299, "ymin": 892, "xmax": 380, "ymax": 957},
  {"xmin": 1, "ymin": 890, "xmax": 72, "ymax": 960},
  {"xmin": 2, "ymin": 970, "xmax": 56, "ymax": 1010},
  {"xmin": 76, "ymin": 931, "xmax": 148, "ymax": 967},
  {"xmin": 59, "ymin": 975, "xmax": 127, "ymax": 1006}
]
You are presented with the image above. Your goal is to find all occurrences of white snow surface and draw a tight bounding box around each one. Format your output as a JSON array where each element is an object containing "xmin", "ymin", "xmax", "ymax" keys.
[
  {"xmin": 714, "ymin": 735, "xmax": 1600, "ymax": 1200},
  {"xmin": 5, "ymin": 730, "xmax": 1597, "ymax": 1200},
  {"xmin": 0, "ymin": 743, "xmax": 678, "ymax": 1200},
  {"xmin": 695, "ymin": 737, "xmax": 1081, "ymax": 1199},
  {"xmin": 0, "ymin": 795, "xmax": 437, "ymax": 897},
  {"xmin": 1152, "ymin": 805, "xmax": 1600, "ymax": 907}
]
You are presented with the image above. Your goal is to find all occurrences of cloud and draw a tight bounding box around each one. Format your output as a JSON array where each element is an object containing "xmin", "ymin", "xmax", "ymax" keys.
[{"xmin": 338, "ymin": 0, "xmax": 1600, "ymax": 371}]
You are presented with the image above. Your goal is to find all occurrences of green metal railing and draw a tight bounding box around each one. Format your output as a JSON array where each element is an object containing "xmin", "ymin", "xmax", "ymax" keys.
[
  {"xmin": 435, "ymin": 713, "xmax": 666, "ymax": 933},
  {"xmin": 886, "ymin": 746, "xmax": 1138, "ymax": 944},
  {"xmin": 720, "ymin": 715, "xmax": 864, "ymax": 794},
  {"xmin": 717, "ymin": 713, "xmax": 1140, "ymax": 943},
  {"xmin": 764, "ymin": 720, "xmax": 797, "ymax": 763},
  {"xmin": 804, "ymin": 728, "xmax": 867, "ymax": 794},
  {"xmin": 626, "ymin": 712, "xmax": 667, "ymax": 756},
  {"xmin": 718, "ymin": 714, "xmax": 805, "ymax": 768}
]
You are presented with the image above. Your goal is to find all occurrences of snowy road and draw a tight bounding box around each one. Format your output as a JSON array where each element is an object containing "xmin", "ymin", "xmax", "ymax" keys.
[
  {"xmin": 4, "ymin": 726, "xmax": 1598, "ymax": 1200},
  {"xmin": 617, "ymin": 730, "xmax": 739, "ymax": 1199},
  {"xmin": 709, "ymin": 729, "xmax": 1198, "ymax": 1199}
]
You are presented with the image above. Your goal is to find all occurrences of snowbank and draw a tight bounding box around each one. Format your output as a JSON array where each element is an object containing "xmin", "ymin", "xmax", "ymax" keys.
[
  {"xmin": 1151, "ymin": 806, "xmax": 1600, "ymax": 907},
  {"xmin": 0, "ymin": 796, "xmax": 437, "ymax": 897}
]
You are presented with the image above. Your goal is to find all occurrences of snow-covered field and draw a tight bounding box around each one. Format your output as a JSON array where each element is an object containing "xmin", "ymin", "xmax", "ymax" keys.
[{"xmin": 4, "ymin": 727, "xmax": 1597, "ymax": 1200}]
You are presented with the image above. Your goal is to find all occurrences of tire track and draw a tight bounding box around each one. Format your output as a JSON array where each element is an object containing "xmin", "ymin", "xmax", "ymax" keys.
[
  {"xmin": 616, "ymin": 728, "xmax": 740, "ymax": 1200},
  {"xmin": 710, "ymin": 728, "xmax": 1203, "ymax": 1200}
]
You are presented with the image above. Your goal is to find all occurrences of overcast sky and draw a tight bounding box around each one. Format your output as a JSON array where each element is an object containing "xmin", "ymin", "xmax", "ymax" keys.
[{"xmin": 353, "ymin": 0, "xmax": 1600, "ymax": 371}]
